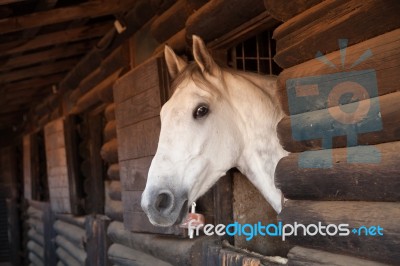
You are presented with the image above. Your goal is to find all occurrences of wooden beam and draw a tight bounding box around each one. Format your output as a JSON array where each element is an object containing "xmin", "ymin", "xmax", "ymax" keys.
[
  {"xmin": 0, "ymin": 23, "xmax": 108, "ymax": 56},
  {"xmin": 0, "ymin": 41, "xmax": 95, "ymax": 72},
  {"xmin": 0, "ymin": 0, "xmax": 136, "ymax": 34},
  {"xmin": 0, "ymin": 0, "xmax": 27, "ymax": 4},
  {"xmin": 0, "ymin": 58, "xmax": 77, "ymax": 84},
  {"xmin": 0, "ymin": 73, "xmax": 63, "ymax": 92}
]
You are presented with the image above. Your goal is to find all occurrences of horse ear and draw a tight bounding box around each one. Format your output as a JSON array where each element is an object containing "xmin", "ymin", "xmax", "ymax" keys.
[
  {"xmin": 164, "ymin": 45, "xmax": 187, "ymax": 79},
  {"xmin": 192, "ymin": 35, "xmax": 219, "ymax": 75}
]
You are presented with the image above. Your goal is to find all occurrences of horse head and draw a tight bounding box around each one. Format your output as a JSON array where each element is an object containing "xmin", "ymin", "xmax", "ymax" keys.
[{"xmin": 141, "ymin": 36, "xmax": 288, "ymax": 227}]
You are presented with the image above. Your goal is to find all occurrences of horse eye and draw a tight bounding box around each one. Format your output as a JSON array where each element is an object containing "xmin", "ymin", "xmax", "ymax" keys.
[{"xmin": 193, "ymin": 105, "xmax": 209, "ymax": 119}]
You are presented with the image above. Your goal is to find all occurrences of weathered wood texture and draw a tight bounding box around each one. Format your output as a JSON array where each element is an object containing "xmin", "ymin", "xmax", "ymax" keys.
[
  {"xmin": 85, "ymin": 215, "xmax": 111, "ymax": 266},
  {"xmin": 100, "ymin": 138, "xmax": 119, "ymax": 164},
  {"xmin": 186, "ymin": 0, "xmax": 267, "ymax": 42},
  {"xmin": 56, "ymin": 247, "xmax": 81, "ymax": 266},
  {"xmin": 105, "ymin": 104, "xmax": 116, "ymax": 122},
  {"xmin": 263, "ymin": 0, "xmax": 323, "ymax": 22},
  {"xmin": 44, "ymin": 117, "xmax": 83, "ymax": 214},
  {"xmin": 0, "ymin": 0, "xmax": 136, "ymax": 34},
  {"xmin": 55, "ymin": 235, "xmax": 86, "ymax": 264},
  {"xmin": 43, "ymin": 202, "xmax": 57, "ymax": 266},
  {"xmin": 107, "ymin": 163, "xmax": 120, "ymax": 180},
  {"xmin": 114, "ymin": 56, "xmax": 182, "ymax": 234},
  {"xmin": 23, "ymin": 134, "xmax": 33, "ymax": 200},
  {"xmin": 279, "ymin": 200, "xmax": 400, "ymax": 264},
  {"xmin": 7, "ymin": 198, "xmax": 21, "ymax": 266},
  {"xmin": 150, "ymin": 0, "xmax": 208, "ymax": 43},
  {"xmin": 276, "ymin": 141, "xmax": 400, "ymax": 201},
  {"xmin": 108, "ymin": 243, "xmax": 173, "ymax": 266},
  {"xmin": 107, "ymin": 221, "xmax": 213, "ymax": 265},
  {"xmin": 276, "ymin": 28, "xmax": 400, "ymax": 116},
  {"xmin": 287, "ymin": 246, "xmax": 389, "ymax": 266},
  {"xmin": 273, "ymin": 0, "xmax": 400, "ymax": 68},
  {"xmin": 105, "ymin": 181, "xmax": 123, "ymax": 222},
  {"xmin": 53, "ymin": 220, "xmax": 85, "ymax": 249},
  {"xmin": 104, "ymin": 120, "xmax": 116, "ymax": 142},
  {"xmin": 278, "ymin": 91, "xmax": 400, "ymax": 152}
]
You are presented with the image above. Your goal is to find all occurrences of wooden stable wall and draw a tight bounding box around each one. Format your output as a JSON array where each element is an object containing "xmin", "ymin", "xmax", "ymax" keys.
[{"xmin": 271, "ymin": 0, "xmax": 400, "ymax": 265}]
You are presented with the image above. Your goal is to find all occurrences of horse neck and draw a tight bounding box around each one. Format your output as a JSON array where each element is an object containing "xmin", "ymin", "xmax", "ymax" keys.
[{"xmin": 223, "ymin": 71, "xmax": 288, "ymax": 211}]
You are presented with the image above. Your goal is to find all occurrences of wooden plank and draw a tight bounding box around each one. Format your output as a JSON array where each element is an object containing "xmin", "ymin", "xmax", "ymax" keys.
[
  {"xmin": 273, "ymin": 0, "xmax": 400, "ymax": 68},
  {"xmin": 277, "ymin": 28, "xmax": 400, "ymax": 115},
  {"xmin": 0, "ymin": 41, "xmax": 94, "ymax": 72},
  {"xmin": 115, "ymin": 86, "xmax": 161, "ymax": 128},
  {"xmin": 23, "ymin": 134, "xmax": 33, "ymax": 200},
  {"xmin": 123, "ymin": 211, "xmax": 183, "ymax": 235},
  {"xmin": 108, "ymin": 244, "xmax": 173, "ymax": 266},
  {"xmin": 0, "ymin": 73, "xmax": 63, "ymax": 94},
  {"xmin": 107, "ymin": 221, "xmax": 204, "ymax": 265},
  {"xmin": 121, "ymin": 191, "xmax": 142, "ymax": 212},
  {"xmin": 85, "ymin": 215, "xmax": 111, "ymax": 266},
  {"xmin": 114, "ymin": 57, "xmax": 163, "ymax": 104},
  {"xmin": 278, "ymin": 91, "xmax": 400, "ymax": 152},
  {"xmin": 119, "ymin": 156, "xmax": 152, "ymax": 191},
  {"xmin": 0, "ymin": 58, "xmax": 77, "ymax": 84},
  {"xmin": 287, "ymin": 246, "xmax": 389, "ymax": 266},
  {"xmin": 42, "ymin": 202, "xmax": 57, "ymax": 266},
  {"xmin": 0, "ymin": 0, "xmax": 136, "ymax": 34},
  {"xmin": 186, "ymin": 0, "xmax": 266, "ymax": 43},
  {"xmin": 117, "ymin": 117, "xmax": 160, "ymax": 161},
  {"xmin": 275, "ymin": 141, "xmax": 400, "ymax": 201},
  {"xmin": 279, "ymin": 200, "xmax": 400, "ymax": 265},
  {"xmin": 263, "ymin": 0, "xmax": 323, "ymax": 22},
  {"xmin": 0, "ymin": 23, "xmax": 109, "ymax": 56}
]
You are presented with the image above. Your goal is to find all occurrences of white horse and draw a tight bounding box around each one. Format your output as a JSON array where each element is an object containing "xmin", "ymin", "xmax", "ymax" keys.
[{"xmin": 141, "ymin": 36, "xmax": 288, "ymax": 227}]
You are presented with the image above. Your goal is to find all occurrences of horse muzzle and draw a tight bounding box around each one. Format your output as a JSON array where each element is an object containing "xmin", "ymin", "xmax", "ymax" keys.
[{"xmin": 141, "ymin": 188, "xmax": 188, "ymax": 227}]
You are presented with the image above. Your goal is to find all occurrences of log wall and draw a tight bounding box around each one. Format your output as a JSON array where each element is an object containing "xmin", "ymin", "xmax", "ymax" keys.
[{"xmin": 273, "ymin": 1, "xmax": 400, "ymax": 264}]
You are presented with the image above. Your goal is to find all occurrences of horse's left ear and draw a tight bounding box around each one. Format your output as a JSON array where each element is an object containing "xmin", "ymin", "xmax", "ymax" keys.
[{"xmin": 192, "ymin": 35, "xmax": 219, "ymax": 76}]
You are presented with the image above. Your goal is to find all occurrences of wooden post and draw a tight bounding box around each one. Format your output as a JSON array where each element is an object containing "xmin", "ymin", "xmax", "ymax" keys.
[{"xmin": 85, "ymin": 215, "xmax": 111, "ymax": 266}]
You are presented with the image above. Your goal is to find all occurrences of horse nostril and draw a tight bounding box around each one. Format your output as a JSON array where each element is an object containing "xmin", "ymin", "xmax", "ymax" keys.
[{"xmin": 154, "ymin": 190, "xmax": 174, "ymax": 214}]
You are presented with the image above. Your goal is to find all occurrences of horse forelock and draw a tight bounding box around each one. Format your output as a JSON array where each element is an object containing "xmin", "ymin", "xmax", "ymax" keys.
[{"xmin": 169, "ymin": 63, "xmax": 224, "ymax": 98}]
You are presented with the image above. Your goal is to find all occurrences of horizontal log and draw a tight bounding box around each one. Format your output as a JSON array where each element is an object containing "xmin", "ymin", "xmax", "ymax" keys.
[
  {"xmin": 287, "ymin": 246, "xmax": 388, "ymax": 266},
  {"xmin": 55, "ymin": 235, "xmax": 87, "ymax": 264},
  {"xmin": 104, "ymin": 120, "xmax": 117, "ymax": 142},
  {"xmin": 70, "ymin": 47, "xmax": 128, "ymax": 102},
  {"xmin": 28, "ymin": 252, "xmax": 44, "ymax": 266},
  {"xmin": 276, "ymin": 141, "xmax": 400, "ymax": 201},
  {"xmin": 186, "ymin": 0, "xmax": 266, "ymax": 42},
  {"xmin": 279, "ymin": 200, "xmax": 400, "ymax": 264},
  {"xmin": 28, "ymin": 229, "xmax": 44, "ymax": 247},
  {"xmin": 263, "ymin": 0, "xmax": 323, "ymax": 22},
  {"xmin": 1, "ymin": 23, "xmax": 109, "ymax": 56},
  {"xmin": 27, "ymin": 218, "xmax": 44, "ymax": 235},
  {"xmin": 105, "ymin": 104, "xmax": 116, "ymax": 121},
  {"xmin": 0, "ymin": 40, "xmax": 95, "ymax": 72},
  {"xmin": 154, "ymin": 28, "xmax": 187, "ymax": 55},
  {"xmin": 277, "ymin": 28, "xmax": 400, "ymax": 115},
  {"xmin": 56, "ymin": 261, "xmax": 64, "ymax": 266},
  {"xmin": 56, "ymin": 247, "xmax": 80, "ymax": 266},
  {"xmin": 0, "ymin": 0, "xmax": 136, "ymax": 34},
  {"xmin": 27, "ymin": 206, "xmax": 43, "ymax": 220},
  {"xmin": 71, "ymin": 69, "xmax": 121, "ymax": 114},
  {"xmin": 0, "ymin": 58, "xmax": 77, "ymax": 84},
  {"xmin": 108, "ymin": 243, "xmax": 172, "ymax": 266},
  {"xmin": 105, "ymin": 198, "xmax": 123, "ymax": 222},
  {"xmin": 53, "ymin": 220, "xmax": 85, "ymax": 248},
  {"xmin": 278, "ymin": 91, "xmax": 400, "ymax": 152},
  {"xmin": 100, "ymin": 138, "xmax": 119, "ymax": 164},
  {"xmin": 27, "ymin": 240, "xmax": 44, "ymax": 260},
  {"xmin": 107, "ymin": 163, "xmax": 120, "ymax": 180},
  {"xmin": 107, "ymin": 221, "xmax": 213, "ymax": 265},
  {"xmin": 108, "ymin": 181, "xmax": 121, "ymax": 201},
  {"xmin": 53, "ymin": 215, "xmax": 84, "ymax": 229},
  {"xmin": 273, "ymin": 0, "xmax": 400, "ymax": 68},
  {"xmin": 150, "ymin": 0, "xmax": 207, "ymax": 43}
]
